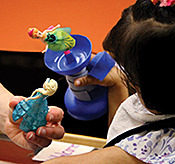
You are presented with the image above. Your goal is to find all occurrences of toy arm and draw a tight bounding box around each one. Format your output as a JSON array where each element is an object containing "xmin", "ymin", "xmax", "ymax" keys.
[
  {"xmin": 51, "ymin": 24, "xmax": 61, "ymax": 31},
  {"xmin": 25, "ymin": 96, "xmax": 40, "ymax": 101},
  {"xmin": 25, "ymin": 88, "xmax": 43, "ymax": 101},
  {"xmin": 42, "ymin": 45, "xmax": 48, "ymax": 53},
  {"xmin": 44, "ymin": 24, "xmax": 61, "ymax": 33}
]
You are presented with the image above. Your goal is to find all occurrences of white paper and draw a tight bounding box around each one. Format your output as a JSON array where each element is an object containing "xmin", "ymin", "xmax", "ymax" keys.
[{"xmin": 32, "ymin": 141, "xmax": 94, "ymax": 162}]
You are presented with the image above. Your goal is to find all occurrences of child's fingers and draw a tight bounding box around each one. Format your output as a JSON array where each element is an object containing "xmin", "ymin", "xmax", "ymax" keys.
[
  {"xmin": 25, "ymin": 132, "xmax": 52, "ymax": 149},
  {"xmin": 74, "ymin": 76, "xmax": 100, "ymax": 87},
  {"xmin": 36, "ymin": 125, "xmax": 65, "ymax": 139},
  {"xmin": 47, "ymin": 106, "xmax": 64, "ymax": 123},
  {"xmin": 36, "ymin": 107, "xmax": 65, "ymax": 140}
]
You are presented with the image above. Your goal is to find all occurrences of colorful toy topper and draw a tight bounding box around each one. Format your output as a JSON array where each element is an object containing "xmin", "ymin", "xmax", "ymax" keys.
[
  {"xmin": 28, "ymin": 24, "xmax": 76, "ymax": 53},
  {"xmin": 12, "ymin": 78, "xmax": 58, "ymax": 132}
]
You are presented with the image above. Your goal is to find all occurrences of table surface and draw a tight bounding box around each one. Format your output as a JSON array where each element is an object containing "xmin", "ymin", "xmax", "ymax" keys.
[
  {"xmin": 0, "ymin": 133, "xmax": 106, "ymax": 164},
  {"xmin": 0, "ymin": 139, "xmax": 39, "ymax": 164}
]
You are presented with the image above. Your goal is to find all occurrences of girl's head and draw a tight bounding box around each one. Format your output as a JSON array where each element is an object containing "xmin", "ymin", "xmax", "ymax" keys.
[{"xmin": 103, "ymin": 0, "xmax": 175, "ymax": 114}]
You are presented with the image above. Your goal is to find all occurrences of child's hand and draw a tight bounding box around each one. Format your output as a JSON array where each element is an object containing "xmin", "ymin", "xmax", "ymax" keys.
[
  {"xmin": 74, "ymin": 66, "xmax": 125, "ymax": 88},
  {"xmin": 74, "ymin": 54, "xmax": 129, "ymax": 125},
  {"xmin": 6, "ymin": 96, "xmax": 65, "ymax": 150},
  {"xmin": 74, "ymin": 54, "xmax": 125, "ymax": 88}
]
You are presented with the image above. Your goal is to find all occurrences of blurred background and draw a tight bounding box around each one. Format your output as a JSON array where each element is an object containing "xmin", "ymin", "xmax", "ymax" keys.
[{"xmin": 0, "ymin": 0, "xmax": 135, "ymax": 138}]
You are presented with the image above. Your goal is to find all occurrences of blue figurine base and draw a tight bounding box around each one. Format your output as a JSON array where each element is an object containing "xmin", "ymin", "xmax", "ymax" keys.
[
  {"xmin": 12, "ymin": 92, "xmax": 49, "ymax": 133},
  {"xmin": 64, "ymin": 86, "xmax": 108, "ymax": 121},
  {"xmin": 44, "ymin": 35, "xmax": 92, "ymax": 76}
]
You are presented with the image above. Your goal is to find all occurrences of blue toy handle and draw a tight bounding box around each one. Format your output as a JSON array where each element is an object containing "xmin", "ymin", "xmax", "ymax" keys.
[
  {"xmin": 64, "ymin": 68, "xmax": 108, "ymax": 120},
  {"xmin": 64, "ymin": 51, "xmax": 115, "ymax": 120},
  {"xmin": 64, "ymin": 86, "xmax": 108, "ymax": 120}
]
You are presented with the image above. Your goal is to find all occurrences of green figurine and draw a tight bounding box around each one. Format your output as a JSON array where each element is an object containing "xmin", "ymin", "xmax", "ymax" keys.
[{"xmin": 28, "ymin": 24, "xmax": 76, "ymax": 53}]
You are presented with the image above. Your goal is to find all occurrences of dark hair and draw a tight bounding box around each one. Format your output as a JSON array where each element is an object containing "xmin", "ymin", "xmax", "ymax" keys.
[{"xmin": 103, "ymin": 0, "xmax": 175, "ymax": 114}]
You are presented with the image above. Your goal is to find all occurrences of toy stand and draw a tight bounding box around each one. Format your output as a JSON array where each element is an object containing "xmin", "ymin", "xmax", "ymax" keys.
[{"xmin": 44, "ymin": 35, "xmax": 108, "ymax": 120}]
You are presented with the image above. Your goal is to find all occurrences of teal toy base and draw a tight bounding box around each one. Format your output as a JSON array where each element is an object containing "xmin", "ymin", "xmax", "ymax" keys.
[
  {"xmin": 64, "ymin": 86, "xmax": 108, "ymax": 121},
  {"xmin": 12, "ymin": 93, "xmax": 48, "ymax": 133}
]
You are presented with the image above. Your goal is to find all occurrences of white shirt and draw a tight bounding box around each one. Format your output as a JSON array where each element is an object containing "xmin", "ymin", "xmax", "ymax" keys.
[{"xmin": 107, "ymin": 93, "xmax": 175, "ymax": 144}]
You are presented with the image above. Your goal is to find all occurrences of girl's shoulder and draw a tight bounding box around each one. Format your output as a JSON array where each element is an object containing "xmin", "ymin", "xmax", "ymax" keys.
[{"xmin": 116, "ymin": 128, "xmax": 175, "ymax": 163}]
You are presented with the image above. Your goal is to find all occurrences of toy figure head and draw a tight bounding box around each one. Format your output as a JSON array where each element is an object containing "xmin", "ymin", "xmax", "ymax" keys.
[
  {"xmin": 43, "ymin": 78, "xmax": 58, "ymax": 96},
  {"xmin": 28, "ymin": 27, "xmax": 42, "ymax": 39}
]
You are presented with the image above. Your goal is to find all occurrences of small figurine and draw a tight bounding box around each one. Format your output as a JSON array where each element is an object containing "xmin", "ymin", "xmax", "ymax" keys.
[
  {"xmin": 12, "ymin": 78, "xmax": 58, "ymax": 133},
  {"xmin": 28, "ymin": 24, "xmax": 76, "ymax": 53}
]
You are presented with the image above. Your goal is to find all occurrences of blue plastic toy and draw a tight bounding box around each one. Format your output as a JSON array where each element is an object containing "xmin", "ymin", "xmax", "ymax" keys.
[
  {"xmin": 28, "ymin": 24, "xmax": 115, "ymax": 120},
  {"xmin": 44, "ymin": 29, "xmax": 115, "ymax": 120},
  {"xmin": 12, "ymin": 78, "xmax": 58, "ymax": 132}
]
